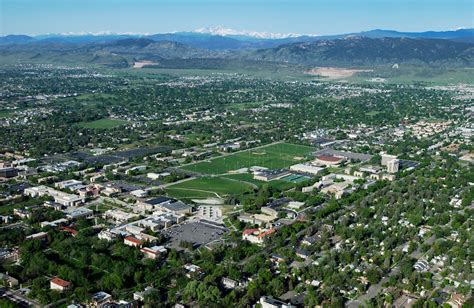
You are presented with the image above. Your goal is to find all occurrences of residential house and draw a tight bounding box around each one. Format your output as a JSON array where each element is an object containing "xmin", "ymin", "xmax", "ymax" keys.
[
  {"xmin": 50, "ymin": 277, "xmax": 71, "ymax": 292},
  {"xmin": 91, "ymin": 291, "xmax": 113, "ymax": 307}
]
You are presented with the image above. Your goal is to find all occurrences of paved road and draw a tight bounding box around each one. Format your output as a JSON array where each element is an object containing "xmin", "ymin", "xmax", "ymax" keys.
[
  {"xmin": 0, "ymin": 222, "xmax": 29, "ymax": 231},
  {"xmin": 0, "ymin": 288, "xmax": 41, "ymax": 308}
]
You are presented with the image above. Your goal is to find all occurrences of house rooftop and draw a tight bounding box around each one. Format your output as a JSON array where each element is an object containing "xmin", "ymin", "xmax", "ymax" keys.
[
  {"xmin": 124, "ymin": 236, "xmax": 142, "ymax": 245},
  {"xmin": 242, "ymin": 228, "xmax": 259, "ymax": 235},
  {"xmin": 51, "ymin": 277, "xmax": 71, "ymax": 287},
  {"xmin": 92, "ymin": 291, "xmax": 112, "ymax": 301}
]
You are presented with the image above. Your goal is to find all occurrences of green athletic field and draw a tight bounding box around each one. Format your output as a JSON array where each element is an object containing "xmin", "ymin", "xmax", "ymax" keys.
[
  {"xmin": 77, "ymin": 118, "xmax": 129, "ymax": 129},
  {"xmin": 165, "ymin": 176, "xmax": 254, "ymax": 198},
  {"xmin": 181, "ymin": 142, "xmax": 314, "ymax": 175}
]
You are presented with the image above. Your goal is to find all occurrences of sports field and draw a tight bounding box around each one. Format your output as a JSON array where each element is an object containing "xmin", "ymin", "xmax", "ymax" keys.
[
  {"xmin": 280, "ymin": 174, "xmax": 312, "ymax": 183},
  {"xmin": 165, "ymin": 176, "xmax": 254, "ymax": 199},
  {"xmin": 221, "ymin": 173, "xmax": 296, "ymax": 191},
  {"xmin": 77, "ymin": 118, "xmax": 129, "ymax": 129},
  {"xmin": 181, "ymin": 142, "xmax": 314, "ymax": 175}
]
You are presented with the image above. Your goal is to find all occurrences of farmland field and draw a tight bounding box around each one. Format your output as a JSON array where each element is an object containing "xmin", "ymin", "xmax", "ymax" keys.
[
  {"xmin": 181, "ymin": 142, "xmax": 314, "ymax": 175},
  {"xmin": 77, "ymin": 118, "xmax": 129, "ymax": 129}
]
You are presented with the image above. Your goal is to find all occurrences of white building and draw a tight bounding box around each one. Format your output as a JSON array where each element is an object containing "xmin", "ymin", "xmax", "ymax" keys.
[
  {"xmin": 387, "ymin": 159, "xmax": 400, "ymax": 173},
  {"xmin": 197, "ymin": 205, "xmax": 222, "ymax": 220},
  {"xmin": 290, "ymin": 163, "xmax": 324, "ymax": 175},
  {"xmin": 104, "ymin": 209, "xmax": 138, "ymax": 223},
  {"xmin": 130, "ymin": 189, "xmax": 148, "ymax": 198},
  {"xmin": 54, "ymin": 179, "xmax": 84, "ymax": 191},
  {"xmin": 259, "ymin": 296, "xmax": 295, "ymax": 308},
  {"xmin": 381, "ymin": 153, "xmax": 397, "ymax": 166},
  {"xmin": 242, "ymin": 228, "xmax": 275, "ymax": 245},
  {"xmin": 24, "ymin": 185, "xmax": 84, "ymax": 207},
  {"xmin": 98, "ymin": 230, "xmax": 117, "ymax": 241},
  {"xmin": 50, "ymin": 277, "xmax": 71, "ymax": 292},
  {"xmin": 140, "ymin": 246, "xmax": 167, "ymax": 259}
]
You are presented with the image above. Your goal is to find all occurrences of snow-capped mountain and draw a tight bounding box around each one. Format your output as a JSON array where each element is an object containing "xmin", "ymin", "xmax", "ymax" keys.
[{"xmin": 193, "ymin": 26, "xmax": 315, "ymax": 39}]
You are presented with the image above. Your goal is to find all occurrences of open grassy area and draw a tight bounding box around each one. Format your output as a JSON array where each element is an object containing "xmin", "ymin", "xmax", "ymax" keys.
[
  {"xmin": 181, "ymin": 142, "xmax": 314, "ymax": 175},
  {"xmin": 221, "ymin": 173, "xmax": 297, "ymax": 191},
  {"xmin": 0, "ymin": 110, "xmax": 13, "ymax": 118},
  {"xmin": 165, "ymin": 188, "xmax": 218, "ymax": 199},
  {"xmin": 77, "ymin": 118, "xmax": 129, "ymax": 129},
  {"xmin": 366, "ymin": 111, "xmax": 381, "ymax": 116},
  {"xmin": 165, "ymin": 176, "xmax": 254, "ymax": 198}
]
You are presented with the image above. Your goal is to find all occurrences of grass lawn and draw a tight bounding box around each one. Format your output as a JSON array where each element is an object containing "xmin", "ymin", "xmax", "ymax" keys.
[
  {"xmin": 77, "ymin": 118, "xmax": 129, "ymax": 129},
  {"xmin": 88, "ymin": 203, "xmax": 114, "ymax": 213},
  {"xmin": 0, "ymin": 203, "xmax": 19, "ymax": 215},
  {"xmin": 165, "ymin": 188, "xmax": 218, "ymax": 199},
  {"xmin": 366, "ymin": 111, "xmax": 381, "ymax": 116},
  {"xmin": 181, "ymin": 142, "xmax": 314, "ymax": 175},
  {"xmin": 221, "ymin": 173, "xmax": 296, "ymax": 191},
  {"xmin": 0, "ymin": 110, "xmax": 13, "ymax": 118},
  {"xmin": 165, "ymin": 176, "xmax": 254, "ymax": 198}
]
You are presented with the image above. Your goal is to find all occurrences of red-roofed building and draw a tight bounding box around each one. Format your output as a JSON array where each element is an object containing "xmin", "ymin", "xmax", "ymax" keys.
[
  {"xmin": 140, "ymin": 246, "xmax": 167, "ymax": 260},
  {"xmin": 50, "ymin": 277, "xmax": 71, "ymax": 292},
  {"xmin": 242, "ymin": 228, "xmax": 275, "ymax": 245},
  {"xmin": 314, "ymin": 155, "xmax": 344, "ymax": 166},
  {"xmin": 256, "ymin": 229, "xmax": 275, "ymax": 239},
  {"xmin": 124, "ymin": 236, "xmax": 142, "ymax": 248},
  {"xmin": 60, "ymin": 226, "xmax": 78, "ymax": 237},
  {"xmin": 242, "ymin": 228, "xmax": 259, "ymax": 236}
]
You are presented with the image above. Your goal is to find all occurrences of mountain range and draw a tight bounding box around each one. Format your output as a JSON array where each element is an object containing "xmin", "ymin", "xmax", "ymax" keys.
[
  {"xmin": 2, "ymin": 28, "xmax": 473, "ymax": 48},
  {"xmin": 0, "ymin": 28, "xmax": 473, "ymax": 68}
]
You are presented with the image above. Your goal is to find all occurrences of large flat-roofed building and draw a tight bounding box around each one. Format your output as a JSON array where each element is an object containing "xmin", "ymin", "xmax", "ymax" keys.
[
  {"xmin": 290, "ymin": 163, "xmax": 324, "ymax": 175},
  {"xmin": 314, "ymin": 149, "xmax": 373, "ymax": 162},
  {"xmin": 387, "ymin": 158, "xmax": 400, "ymax": 173},
  {"xmin": 137, "ymin": 196, "xmax": 175, "ymax": 211},
  {"xmin": 253, "ymin": 169, "xmax": 291, "ymax": 182},
  {"xmin": 197, "ymin": 205, "xmax": 222, "ymax": 220},
  {"xmin": 381, "ymin": 153, "xmax": 398, "ymax": 166},
  {"xmin": 24, "ymin": 185, "xmax": 84, "ymax": 207},
  {"xmin": 140, "ymin": 246, "xmax": 167, "ymax": 259},
  {"xmin": 259, "ymin": 296, "xmax": 295, "ymax": 308},
  {"xmin": 0, "ymin": 167, "xmax": 18, "ymax": 179},
  {"xmin": 64, "ymin": 207, "xmax": 94, "ymax": 220},
  {"xmin": 104, "ymin": 209, "xmax": 139, "ymax": 223},
  {"xmin": 157, "ymin": 200, "xmax": 192, "ymax": 215},
  {"xmin": 54, "ymin": 179, "xmax": 85, "ymax": 191}
]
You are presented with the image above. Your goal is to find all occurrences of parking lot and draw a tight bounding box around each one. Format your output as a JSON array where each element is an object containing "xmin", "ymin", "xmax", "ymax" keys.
[{"xmin": 162, "ymin": 220, "xmax": 228, "ymax": 250}]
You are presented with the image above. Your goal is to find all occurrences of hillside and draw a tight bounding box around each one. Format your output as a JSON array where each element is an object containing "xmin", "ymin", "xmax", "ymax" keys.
[
  {"xmin": 0, "ymin": 38, "xmax": 216, "ymax": 67},
  {"xmin": 0, "ymin": 36, "xmax": 472, "ymax": 68},
  {"xmin": 240, "ymin": 37, "xmax": 474, "ymax": 67}
]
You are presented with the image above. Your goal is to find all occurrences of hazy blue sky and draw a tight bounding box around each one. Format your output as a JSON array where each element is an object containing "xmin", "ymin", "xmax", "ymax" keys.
[{"xmin": 1, "ymin": 0, "xmax": 472, "ymax": 35}]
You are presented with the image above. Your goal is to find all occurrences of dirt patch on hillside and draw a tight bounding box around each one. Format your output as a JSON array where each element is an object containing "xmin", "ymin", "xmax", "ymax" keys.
[
  {"xmin": 133, "ymin": 61, "xmax": 159, "ymax": 68},
  {"xmin": 305, "ymin": 67, "xmax": 373, "ymax": 79}
]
